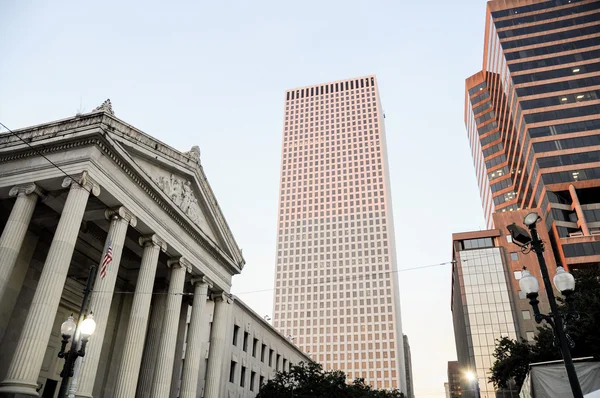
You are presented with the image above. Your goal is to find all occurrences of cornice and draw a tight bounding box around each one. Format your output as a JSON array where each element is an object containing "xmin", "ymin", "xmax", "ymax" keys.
[
  {"xmin": 0, "ymin": 112, "xmax": 244, "ymax": 268},
  {"xmin": 0, "ymin": 134, "xmax": 241, "ymax": 275}
]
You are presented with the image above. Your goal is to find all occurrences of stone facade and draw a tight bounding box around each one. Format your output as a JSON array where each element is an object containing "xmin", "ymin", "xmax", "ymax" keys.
[{"xmin": 0, "ymin": 102, "xmax": 309, "ymax": 398}]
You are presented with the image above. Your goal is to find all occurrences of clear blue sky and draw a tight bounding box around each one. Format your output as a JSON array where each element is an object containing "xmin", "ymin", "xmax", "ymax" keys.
[{"xmin": 1, "ymin": 1, "xmax": 489, "ymax": 396}]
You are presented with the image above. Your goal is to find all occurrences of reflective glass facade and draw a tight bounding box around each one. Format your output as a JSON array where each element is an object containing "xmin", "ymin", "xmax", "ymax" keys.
[
  {"xmin": 452, "ymin": 241, "xmax": 517, "ymax": 397},
  {"xmin": 464, "ymin": 0, "xmax": 600, "ymax": 268}
]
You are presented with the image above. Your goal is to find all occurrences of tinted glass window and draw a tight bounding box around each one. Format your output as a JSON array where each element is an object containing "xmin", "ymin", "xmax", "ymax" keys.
[
  {"xmin": 481, "ymin": 131, "xmax": 502, "ymax": 147},
  {"xmin": 524, "ymin": 104, "xmax": 600, "ymax": 124},
  {"xmin": 529, "ymin": 119, "xmax": 600, "ymax": 138},
  {"xmin": 563, "ymin": 241, "xmax": 600, "ymax": 257},
  {"xmin": 533, "ymin": 134, "xmax": 600, "ymax": 153},
  {"xmin": 513, "ymin": 63, "xmax": 600, "ymax": 85},
  {"xmin": 542, "ymin": 167, "xmax": 600, "ymax": 184},
  {"xmin": 502, "ymin": 25, "xmax": 600, "ymax": 50},
  {"xmin": 508, "ymin": 49, "xmax": 600, "ymax": 72},
  {"xmin": 538, "ymin": 150, "xmax": 600, "ymax": 169},
  {"xmin": 499, "ymin": 12, "xmax": 600, "ymax": 39},
  {"xmin": 521, "ymin": 89, "xmax": 600, "ymax": 110},
  {"xmin": 494, "ymin": 2, "xmax": 600, "ymax": 28},
  {"xmin": 505, "ymin": 37, "xmax": 599, "ymax": 61},
  {"xmin": 517, "ymin": 76, "xmax": 600, "ymax": 97}
]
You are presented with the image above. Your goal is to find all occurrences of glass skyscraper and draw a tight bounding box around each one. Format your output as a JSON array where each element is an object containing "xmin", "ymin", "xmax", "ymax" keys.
[
  {"xmin": 464, "ymin": 0, "xmax": 600, "ymax": 269},
  {"xmin": 273, "ymin": 76, "xmax": 406, "ymax": 391}
]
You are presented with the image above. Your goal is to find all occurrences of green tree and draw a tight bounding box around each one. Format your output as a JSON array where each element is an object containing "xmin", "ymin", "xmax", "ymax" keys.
[
  {"xmin": 489, "ymin": 265, "xmax": 600, "ymax": 391},
  {"xmin": 489, "ymin": 327, "xmax": 558, "ymax": 390},
  {"xmin": 256, "ymin": 362, "xmax": 404, "ymax": 398}
]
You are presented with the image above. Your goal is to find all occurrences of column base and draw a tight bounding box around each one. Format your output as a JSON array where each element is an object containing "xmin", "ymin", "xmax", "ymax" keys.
[{"xmin": 0, "ymin": 379, "xmax": 40, "ymax": 396}]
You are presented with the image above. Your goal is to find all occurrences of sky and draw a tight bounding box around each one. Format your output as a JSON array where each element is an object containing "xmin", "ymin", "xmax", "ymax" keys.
[{"xmin": 0, "ymin": 1, "xmax": 489, "ymax": 396}]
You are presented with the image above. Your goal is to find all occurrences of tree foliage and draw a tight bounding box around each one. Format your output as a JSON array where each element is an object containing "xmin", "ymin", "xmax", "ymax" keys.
[
  {"xmin": 489, "ymin": 266, "xmax": 600, "ymax": 391},
  {"xmin": 256, "ymin": 361, "xmax": 404, "ymax": 398}
]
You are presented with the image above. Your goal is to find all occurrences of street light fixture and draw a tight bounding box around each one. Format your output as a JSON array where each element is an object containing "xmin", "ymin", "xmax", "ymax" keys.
[
  {"xmin": 507, "ymin": 212, "xmax": 583, "ymax": 398},
  {"xmin": 58, "ymin": 313, "xmax": 96, "ymax": 379}
]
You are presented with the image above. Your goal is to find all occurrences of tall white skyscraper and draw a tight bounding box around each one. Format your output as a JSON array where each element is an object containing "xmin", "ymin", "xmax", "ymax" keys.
[{"xmin": 273, "ymin": 75, "xmax": 406, "ymax": 391}]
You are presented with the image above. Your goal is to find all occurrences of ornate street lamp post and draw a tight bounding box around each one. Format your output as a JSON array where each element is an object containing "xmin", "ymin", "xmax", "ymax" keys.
[
  {"xmin": 507, "ymin": 212, "xmax": 583, "ymax": 398},
  {"xmin": 57, "ymin": 313, "xmax": 96, "ymax": 397}
]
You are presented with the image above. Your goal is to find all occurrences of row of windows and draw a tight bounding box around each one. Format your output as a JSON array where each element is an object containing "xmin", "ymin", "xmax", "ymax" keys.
[
  {"xmin": 491, "ymin": 0, "xmax": 583, "ymax": 19},
  {"xmin": 583, "ymin": 209, "xmax": 600, "ymax": 222},
  {"xmin": 489, "ymin": 166, "xmax": 510, "ymax": 181},
  {"xmin": 494, "ymin": 1, "xmax": 600, "ymax": 29},
  {"xmin": 502, "ymin": 23, "xmax": 599, "ymax": 50},
  {"xmin": 229, "ymin": 361, "xmax": 267, "ymax": 392},
  {"xmin": 508, "ymin": 48, "xmax": 600, "ymax": 73},
  {"xmin": 528, "ymin": 118, "xmax": 600, "ymax": 138},
  {"xmin": 473, "ymin": 101, "xmax": 492, "ymax": 116},
  {"xmin": 287, "ymin": 91, "xmax": 373, "ymax": 108},
  {"xmin": 476, "ymin": 110, "xmax": 496, "ymax": 126},
  {"xmin": 563, "ymin": 241, "xmax": 600, "ymax": 257},
  {"xmin": 471, "ymin": 90, "xmax": 490, "ymax": 106},
  {"xmin": 486, "ymin": 153, "xmax": 506, "ymax": 169},
  {"xmin": 469, "ymin": 82, "xmax": 487, "ymax": 96},
  {"xmin": 231, "ymin": 325, "xmax": 291, "ymax": 373},
  {"xmin": 516, "ymin": 75, "xmax": 600, "ymax": 97},
  {"xmin": 552, "ymin": 207, "xmax": 578, "ymax": 222},
  {"xmin": 491, "ymin": 177, "xmax": 513, "ymax": 193},
  {"xmin": 538, "ymin": 150, "xmax": 600, "ymax": 169},
  {"xmin": 542, "ymin": 166, "xmax": 600, "ymax": 184},
  {"xmin": 499, "ymin": 11, "xmax": 599, "ymax": 39},
  {"xmin": 505, "ymin": 37, "xmax": 599, "ymax": 62},
  {"xmin": 479, "ymin": 120, "xmax": 499, "ymax": 136},
  {"xmin": 522, "ymin": 90, "xmax": 599, "ymax": 110},
  {"xmin": 287, "ymin": 78, "xmax": 375, "ymax": 100},
  {"xmin": 524, "ymin": 104, "xmax": 600, "ymax": 124},
  {"xmin": 483, "ymin": 142, "xmax": 504, "ymax": 158},
  {"xmin": 533, "ymin": 134, "xmax": 600, "ymax": 153},
  {"xmin": 493, "ymin": 190, "xmax": 516, "ymax": 205},
  {"xmin": 481, "ymin": 131, "xmax": 502, "ymax": 147},
  {"xmin": 513, "ymin": 62, "xmax": 600, "ymax": 85}
]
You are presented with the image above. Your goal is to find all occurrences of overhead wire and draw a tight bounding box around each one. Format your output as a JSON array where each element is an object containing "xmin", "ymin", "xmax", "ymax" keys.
[{"xmin": 0, "ymin": 121, "xmax": 92, "ymax": 194}]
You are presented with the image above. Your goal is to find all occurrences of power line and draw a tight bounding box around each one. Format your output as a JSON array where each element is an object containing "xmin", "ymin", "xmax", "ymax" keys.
[
  {"xmin": 234, "ymin": 260, "xmax": 455, "ymax": 296},
  {"xmin": 233, "ymin": 250, "xmax": 509, "ymax": 296},
  {"xmin": 0, "ymin": 121, "xmax": 92, "ymax": 194}
]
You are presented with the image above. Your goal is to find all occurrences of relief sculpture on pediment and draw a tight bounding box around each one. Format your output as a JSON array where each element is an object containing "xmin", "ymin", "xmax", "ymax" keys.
[{"xmin": 154, "ymin": 174, "xmax": 206, "ymax": 229}]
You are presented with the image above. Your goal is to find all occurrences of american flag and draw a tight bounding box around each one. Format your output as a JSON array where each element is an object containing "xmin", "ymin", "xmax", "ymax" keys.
[{"xmin": 100, "ymin": 239, "xmax": 113, "ymax": 280}]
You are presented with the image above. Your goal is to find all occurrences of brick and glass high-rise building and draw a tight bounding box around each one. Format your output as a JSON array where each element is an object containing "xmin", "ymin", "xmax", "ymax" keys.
[
  {"xmin": 273, "ymin": 76, "xmax": 407, "ymax": 391},
  {"xmin": 465, "ymin": 0, "xmax": 600, "ymax": 269}
]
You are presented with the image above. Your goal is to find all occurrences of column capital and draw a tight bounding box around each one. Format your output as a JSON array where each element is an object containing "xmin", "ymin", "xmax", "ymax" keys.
[
  {"xmin": 105, "ymin": 206, "xmax": 137, "ymax": 227},
  {"xmin": 191, "ymin": 276, "xmax": 213, "ymax": 289},
  {"xmin": 61, "ymin": 171, "xmax": 100, "ymax": 196},
  {"xmin": 167, "ymin": 257, "xmax": 192, "ymax": 273},
  {"xmin": 139, "ymin": 234, "xmax": 168, "ymax": 252},
  {"xmin": 9, "ymin": 183, "xmax": 46, "ymax": 201},
  {"xmin": 211, "ymin": 292, "xmax": 233, "ymax": 304}
]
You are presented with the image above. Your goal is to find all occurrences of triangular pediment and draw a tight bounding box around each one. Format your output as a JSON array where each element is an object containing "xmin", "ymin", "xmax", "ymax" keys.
[
  {"xmin": 131, "ymin": 155, "xmax": 218, "ymax": 242},
  {"xmin": 100, "ymin": 122, "xmax": 244, "ymax": 269}
]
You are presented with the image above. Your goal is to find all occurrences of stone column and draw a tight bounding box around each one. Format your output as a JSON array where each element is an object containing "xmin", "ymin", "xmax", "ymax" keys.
[
  {"xmin": 0, "ymin": 183, "xmax": 44, "ymax": 302},
  {"xmin": 179, "ymin": 277, "xmax": 212, "ymax": 398},
  {"xmin": 169, "ymin": 297, "xmax": 189, "ymax": 398},
  {"xmin": 113, "ymin": 235, "xmax": 166, "ymax": 398},
  {"xmin": 75, "ymin": 207, "xmax": 137, "ymax": 398},
  {"xmin": 149, "ymin": 258, "xmax": 189, "ymax": 398},
  {"xmin": 136, "ymin": 288, "xmax": 167, "ymax": 398},
  {"xmin": 204, "ymin": 293, "xmax": 233, "ymax": 398},
  {"xmin": 0, "ymin": 173, "xmax": 99, "ymax": 395}
]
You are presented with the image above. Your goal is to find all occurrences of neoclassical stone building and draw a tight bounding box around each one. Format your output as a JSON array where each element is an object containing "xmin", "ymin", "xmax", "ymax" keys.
[{"xmin": 0, "ymin": 101, "xmax": 309, "ymax": 398}]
